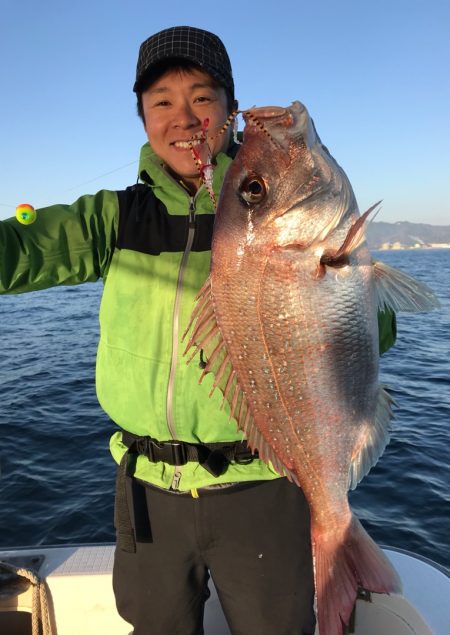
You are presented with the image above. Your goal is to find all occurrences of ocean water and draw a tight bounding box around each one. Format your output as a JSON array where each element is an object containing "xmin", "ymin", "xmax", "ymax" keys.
[{"xmin": 0, "ymin": 250, "xmax": 449, "ymax": 571}]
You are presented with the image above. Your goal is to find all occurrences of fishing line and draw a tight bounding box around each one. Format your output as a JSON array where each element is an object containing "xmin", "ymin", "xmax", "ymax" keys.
[
  {"xmin": 0, "ymin": 160, "xmax": 138, "ymax": 217},
  {"xmin": 1, "ymin": 110, "xmax": 247, "ymax": 215},
  {"xmin": 64, "ymin": 160, "xmax": 138, "ymax": 192}
]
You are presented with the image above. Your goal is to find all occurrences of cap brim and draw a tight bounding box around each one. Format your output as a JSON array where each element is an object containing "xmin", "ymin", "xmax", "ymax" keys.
[{"xmin": 133, "ymin": 54, "xmax": 230, "ymax": 94}]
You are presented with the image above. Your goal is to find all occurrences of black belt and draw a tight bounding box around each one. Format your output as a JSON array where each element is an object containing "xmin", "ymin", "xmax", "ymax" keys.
[
  {"xmin": 122, "ymin": 431, "xmax": 258, "ymax": 477},
  {"xmin": 115, "ymin": 431, "xmax": 259, "ymax": 553}
]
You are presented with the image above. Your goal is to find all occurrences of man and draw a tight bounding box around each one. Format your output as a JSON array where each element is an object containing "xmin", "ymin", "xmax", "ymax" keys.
[{"xmin": 0, "ymin": 26, "xmax": 395, "ymax": 635}]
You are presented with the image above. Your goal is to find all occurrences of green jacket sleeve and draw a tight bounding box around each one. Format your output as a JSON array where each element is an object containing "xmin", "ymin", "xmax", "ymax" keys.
[
  {"xmin": 378, "ymin": 307, "xmax": 397, "ymax": 355},
  {"xmin": 0, "ymin": 189, "xmax": 118, "ymax": 294}
]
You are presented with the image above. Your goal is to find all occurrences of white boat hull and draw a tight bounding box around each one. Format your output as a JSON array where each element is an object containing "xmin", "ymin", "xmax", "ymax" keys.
[{"xmin": 0, "ymin": 544, "xmax": 448, "ymax": 634}]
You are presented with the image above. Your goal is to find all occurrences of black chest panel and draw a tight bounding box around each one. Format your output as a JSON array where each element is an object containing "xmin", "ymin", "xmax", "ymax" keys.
[{"xmin": 116, "ymin": 184, "xmax": 214, "ymax": 256}]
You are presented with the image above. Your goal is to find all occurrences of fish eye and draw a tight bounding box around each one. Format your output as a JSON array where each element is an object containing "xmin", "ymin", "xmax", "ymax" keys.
[{"xmin": 239, "ymin": 175, "xmax": 267, "ymax": 205}]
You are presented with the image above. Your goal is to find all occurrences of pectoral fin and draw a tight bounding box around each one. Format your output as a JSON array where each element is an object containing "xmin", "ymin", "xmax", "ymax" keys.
[
  {"xmin": 373, "ymin": 260, "xmax": 440, "ymax": 312},
  {"xmin": 317, "ymin": 202, "xmax": 380, "ymax": 272}
]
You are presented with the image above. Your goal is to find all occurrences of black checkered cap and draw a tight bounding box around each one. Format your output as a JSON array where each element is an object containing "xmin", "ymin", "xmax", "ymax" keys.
[{"xmin": 133, "ymin": 26, "xmax": 234, "ymax": 98}]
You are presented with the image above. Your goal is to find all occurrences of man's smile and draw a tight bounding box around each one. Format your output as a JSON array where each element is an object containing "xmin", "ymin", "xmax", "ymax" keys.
[{"xmin": 171, "ymin": 138, "xmax": 204, "ymax": 149}]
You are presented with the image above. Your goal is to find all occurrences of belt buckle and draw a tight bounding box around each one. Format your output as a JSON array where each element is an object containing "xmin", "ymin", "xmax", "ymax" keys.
[{"xmin": 167, "ymin": 441, "xmax": 188, "ymax": 466}]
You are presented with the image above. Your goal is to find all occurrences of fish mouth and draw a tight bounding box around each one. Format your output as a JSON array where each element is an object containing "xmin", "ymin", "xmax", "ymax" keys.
[
  {"xmin": 243, "ymin": 105, "xmax": 292, "ymax": 124},
  {"xmin": 243, "ymin": 106, "xmax": 294, "ymax": 143},
  {"xmin": 242, "ymin": 103, "xmax": 311, "ymax": 152}
]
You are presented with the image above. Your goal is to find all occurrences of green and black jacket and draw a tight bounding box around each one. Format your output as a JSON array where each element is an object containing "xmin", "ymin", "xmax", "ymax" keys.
[{"xmin": 0, "ymin": 143, "xmax": 396, "ymax": 491}]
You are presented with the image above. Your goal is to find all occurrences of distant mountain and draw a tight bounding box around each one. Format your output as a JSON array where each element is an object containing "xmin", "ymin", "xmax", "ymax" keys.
[{"xmin": 366, "ymin": 221, "xmax": 450, "ymax": 250}]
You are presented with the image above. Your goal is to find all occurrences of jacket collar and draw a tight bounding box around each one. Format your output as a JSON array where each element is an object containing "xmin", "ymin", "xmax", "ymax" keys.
[{"xmin": 137, "ymin": 142, "xmax": 236, "ymax": 214}]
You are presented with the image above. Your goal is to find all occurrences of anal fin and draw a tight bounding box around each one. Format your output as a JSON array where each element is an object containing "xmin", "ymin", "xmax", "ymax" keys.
[{"xmin": 348, "ymin": 387, "xmax": 394, "ymax": 490}]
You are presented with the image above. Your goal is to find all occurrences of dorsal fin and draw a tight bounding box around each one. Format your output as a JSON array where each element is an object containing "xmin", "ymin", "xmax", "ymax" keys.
[{"xmin": 183, "ymin": 277, "xmax": 298, "ymax": 483}]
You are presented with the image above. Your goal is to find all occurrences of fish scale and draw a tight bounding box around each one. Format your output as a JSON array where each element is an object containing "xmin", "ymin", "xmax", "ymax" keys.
[{"xmin": 260, "ymin": 251, "xmax": 367, "ymax": 493}]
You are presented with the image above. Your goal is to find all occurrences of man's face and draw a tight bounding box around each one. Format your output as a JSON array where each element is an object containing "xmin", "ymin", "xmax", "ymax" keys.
[{"xmin": 141, "ymin": 67, "xmax": 231, "ymax": 191}]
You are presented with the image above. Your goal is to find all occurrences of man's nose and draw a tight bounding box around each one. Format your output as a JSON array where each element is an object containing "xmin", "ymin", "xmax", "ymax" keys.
[{"xmin": 172, "ymin": 103, "xmax": 201, "ymax": 128}]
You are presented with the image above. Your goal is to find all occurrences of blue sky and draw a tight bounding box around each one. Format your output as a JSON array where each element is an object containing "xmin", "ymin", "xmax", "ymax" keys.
[{"xmin": 0, "ymin": 0, "xmax": 449, "ymax": 224}]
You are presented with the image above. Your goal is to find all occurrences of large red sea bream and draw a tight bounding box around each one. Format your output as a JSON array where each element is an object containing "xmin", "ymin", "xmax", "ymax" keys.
[{"xmin": 185, "ymin": 102, "xmax": 439, "ymax": 635}]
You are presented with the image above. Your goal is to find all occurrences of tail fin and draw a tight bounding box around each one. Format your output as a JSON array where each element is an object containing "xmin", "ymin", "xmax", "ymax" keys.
[{"xmin": 313, "ymin": 515, "xmax": 402, "ymax": 635}]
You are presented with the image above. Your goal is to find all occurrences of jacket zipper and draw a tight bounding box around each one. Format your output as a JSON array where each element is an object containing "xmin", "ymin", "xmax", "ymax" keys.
[{"xmin": 167, "ymin": 197, "xmax": 197, "ymax": 489}]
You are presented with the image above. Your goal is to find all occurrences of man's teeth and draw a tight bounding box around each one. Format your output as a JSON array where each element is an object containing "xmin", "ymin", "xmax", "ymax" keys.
[{"xmin": 174, "ymin": 139, "xmax": 203, "ymax": 149}]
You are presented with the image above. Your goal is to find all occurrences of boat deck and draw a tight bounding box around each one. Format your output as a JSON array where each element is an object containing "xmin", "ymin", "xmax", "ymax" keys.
[{"xmin": 0, "ymin": 544, "xmax": 448, "ymax": 634}]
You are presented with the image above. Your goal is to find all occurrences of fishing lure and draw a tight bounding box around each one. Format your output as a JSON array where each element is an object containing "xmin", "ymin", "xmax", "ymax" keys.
[
  {"xmin": 242, "ymin": 109, "xmax": 280, "ymax": 147},
  {"xmin": 188, "ymin": 111, "xmax": 241, "ymax": 207},
  {"xmin": 189, "ymin": 118, "xmax": 217, "ymax": 206},
  {"xmin": 213, "ymin": 109, "xmax": 241, "ymax": 143}
]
